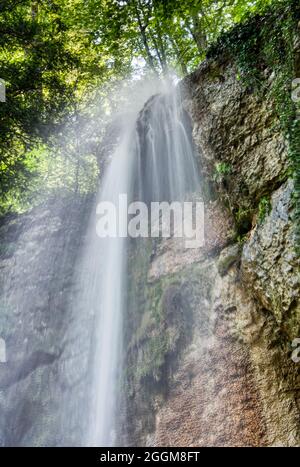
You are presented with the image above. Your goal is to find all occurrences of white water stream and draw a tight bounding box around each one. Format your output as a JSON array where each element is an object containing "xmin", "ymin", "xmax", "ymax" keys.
[{"xmin": 78, "ymin": 84, "xmax": 199, "ymax": 446}]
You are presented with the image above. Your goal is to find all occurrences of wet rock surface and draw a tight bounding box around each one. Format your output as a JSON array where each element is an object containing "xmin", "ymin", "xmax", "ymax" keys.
[
  {"xmin": 0, "ymin": 53, "xmax": 299, "ymax": 447},
  {"xmin": 124, "ymin": 57, "xmax": 299, "ymax": 446},
  {"xmin": 181, "ymin": 59, "xmax": 289, "ymax": 213},
  {"xmin": 0, "ymin": 197, "xmax": 93, "ymax": 446},
  {"xmin": 242, "ymin": 180, "xmax": 300, "ymax": 338}
]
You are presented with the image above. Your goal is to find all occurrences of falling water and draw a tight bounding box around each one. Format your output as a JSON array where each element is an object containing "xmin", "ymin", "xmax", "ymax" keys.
[
  {"xmin": 82, "ymin": 115, "xmax": 138, "ymax": 446},
  {"xmin": 0, "ymin": 80, "xmax": 200, "ymax": 446},
  {"xmin": 79, "ymin": 85, "xmax": 200, "ymax": 446}
]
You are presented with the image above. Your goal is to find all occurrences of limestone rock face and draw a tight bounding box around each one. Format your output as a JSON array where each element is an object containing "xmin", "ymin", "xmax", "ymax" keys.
[
  {"xmin": 181, "ymin": 59, "xmax": 289, "ymax": 212},
  {"xmin": 0, "ymin": 55, "xmax": 299, "ymax": 448},
  {"xmin": 0, "ymin": 198, "xmax": 93, "ymax": 446},
  {"xmin": 148, "ymin": 200, "xmax": 234, "ymax": 282},
  {"xmin": 123, "ymin": 57, "xmax": 299, "ymax": 447},
  {"xmin": 217, "ymin": 243, "xmax": 241, "ymax": 276},
  {"xmin": 125, "ymin": 231, "xmax": 299, "ymax": 447},
  {"xmin": 128, "ymin": 255, "xmax": 269, "ymax": 447},
  {"xmin": 241, "ymin": 180, "xmax": 300, "ymax": 338}
]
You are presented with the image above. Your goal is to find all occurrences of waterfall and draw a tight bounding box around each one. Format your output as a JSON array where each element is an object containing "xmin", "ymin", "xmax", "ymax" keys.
[
  {"xmin": 135, "ymin": 92, "xmax": 199, "ymax": 203},
  {"xmin": 78, "ymin": 85, "xmax": 200, "ymax": 446},
  {"xmin": 82, "ymin": 116, "xmax": 138, "ymax": 446}
]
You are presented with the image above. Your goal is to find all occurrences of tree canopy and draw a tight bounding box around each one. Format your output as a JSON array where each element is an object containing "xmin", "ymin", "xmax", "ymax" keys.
[{"xmin": 0, "ymin": 0, "xmax": 292, "ymax": 213}]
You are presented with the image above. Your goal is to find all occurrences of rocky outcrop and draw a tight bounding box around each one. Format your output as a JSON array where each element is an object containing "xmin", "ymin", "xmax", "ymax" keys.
[
  {"xmin": 123, "ymin": 54, "xmax": 300, "ymax": 446},
  {"xmin": 147, "ymin": 200, "xmax": 235, "ymax": 282},
  {"xmin": 124, "ymin": 207, "xmax": 299, "ymax": 446},
  {"xmin": 0, "ymin": 37, "xmax": 299, "ymax": 448},
  {"xmin": 242, "ymin": 180, "xmax": 300, "ymax": 338},
  {"xmin": 181, "ymin": 59, "xmax": 289, "ymax": 214},
  {"xmin": 125, "ymin": 252, "xmax": 268, "ymax": 447},
  {"xmin": 0, "ymin": 197, "xmax": 93, "ymax": 446}
]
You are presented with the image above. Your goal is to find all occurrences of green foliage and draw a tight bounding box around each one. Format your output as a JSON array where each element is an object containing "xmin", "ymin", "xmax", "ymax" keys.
[
  {"xmin": 258, "ymin": 196, "xmax": 271, "ymax": 223},
  {"xmin": 213, "ymin": 161, "xmax": 232, "ymax": 182},
  {"xmin": 0, "ymin": 0, "xmax": 128, "ymax": 213},
  {"xmin": 0, "ymin": 0, "xmax": 298, "ymax": 219},
  {"xmin": 208, "ymin": 0, "xmax": 300, "ymax": 246},
  {"xmin": 216, "ymin": 162, "xmax": 232, "ymax": 175}
]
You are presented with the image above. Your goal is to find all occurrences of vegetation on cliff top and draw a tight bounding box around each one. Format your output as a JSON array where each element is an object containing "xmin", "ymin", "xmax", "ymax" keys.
[
  {"xmin": 1, "ymin": 0, "xmax": 284, "ymax": 215},
  {"xmin": 208, "ymin": 0, "xmax": 300, "ymax": 247}
]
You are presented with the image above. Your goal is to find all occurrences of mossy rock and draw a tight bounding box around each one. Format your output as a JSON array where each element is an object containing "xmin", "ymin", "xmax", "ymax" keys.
[{"xmin": 218, "ymin": 243, "xmax": 241, "ymax": 276}]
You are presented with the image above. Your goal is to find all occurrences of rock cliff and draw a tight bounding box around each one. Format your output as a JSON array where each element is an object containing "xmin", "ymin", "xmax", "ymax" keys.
[
  {"xmin": 0, "ymin": 14, "xmax": 299, "ymax": 447},
  {"xmin": 122, "ymin": 47, "xmax": 300, "ymax": 446}
]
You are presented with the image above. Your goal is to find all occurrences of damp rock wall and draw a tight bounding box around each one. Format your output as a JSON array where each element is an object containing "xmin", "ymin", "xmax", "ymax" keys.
[{"xmin": 123, "ymin": 52, "xmax": 300, "ymax": 447}]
